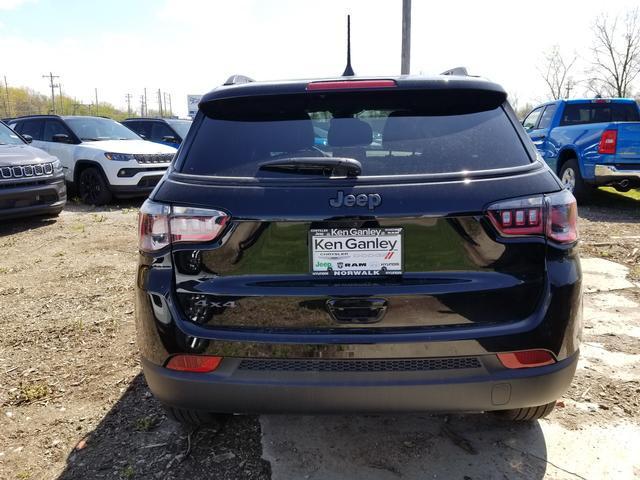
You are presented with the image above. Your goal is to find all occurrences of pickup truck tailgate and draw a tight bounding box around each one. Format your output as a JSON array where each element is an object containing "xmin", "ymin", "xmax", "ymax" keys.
[{"xmin": 616, "ymin": 123, "xmax": 640, "ymax": 161}]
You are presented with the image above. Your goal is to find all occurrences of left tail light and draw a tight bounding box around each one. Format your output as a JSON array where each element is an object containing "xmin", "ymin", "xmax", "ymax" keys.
[
  {"xmin": 138, "ymin": 200, "xmax": 230, "ymax": 253},
  {"xmin": 598, "ymin": 129, "xmax": 617, "ymax": 155},
  {"xmin": 487, "ymin": 189, "xmax": 577, "ymax": 244}
]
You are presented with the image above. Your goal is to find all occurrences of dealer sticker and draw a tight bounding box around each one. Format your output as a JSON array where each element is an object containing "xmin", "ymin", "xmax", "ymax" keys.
[{"xmin": 310, "ymin": 227, "xmax": 403, "ymax": 276}]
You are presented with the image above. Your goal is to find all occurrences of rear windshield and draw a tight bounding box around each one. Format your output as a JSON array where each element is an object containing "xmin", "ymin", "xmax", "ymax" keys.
[
  {"xmin": 560, "ymin": 103, "xmax": 640, "ymax": 126},
  {"xmin": 179, "ymin": 91, "xmax": 530, "ymax": 178}
]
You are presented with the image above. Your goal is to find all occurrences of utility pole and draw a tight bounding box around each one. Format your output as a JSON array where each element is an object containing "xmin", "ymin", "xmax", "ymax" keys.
[
  {"xmin": 144, "ymin": 88, "xmax": 148, "ymax": 116},
  {"xmin": 94, "ymin": 88, "xmax": 99, "ymax": 116},
  {"xmin": 42, "ymin": 72, "xmax": 60, "ymax": 114},
  {"xmin": 401, "ymin": 0, "xmax": 411, "ymax": 75},
  {"xmin": 3, "ymin": 76, "xmax": 10, "ymax": 117},
  {"xmin": 168, "ymin": 93, "xmax": 172, "ymax": 117},
  {"xmin": 125, "ymin": 93, "xmax": 133, "ymax": 116},
  {"xmin": 163, "ymin": 92, "xmax": 168, "ymax": 117},
  {"xmin": 565, "ymin": 78, "xmax": 574, "ymax": 99},
  {"xmin": 58, "ymin": 83, "xmax": 64, "ymax": 115},
  {"xmin": 140, "ymin": 95, "xmax": 145, "ymax": 116},
  {"xmin": 157, "ymin": 89, "xmax": 163, "ymax": 117}
]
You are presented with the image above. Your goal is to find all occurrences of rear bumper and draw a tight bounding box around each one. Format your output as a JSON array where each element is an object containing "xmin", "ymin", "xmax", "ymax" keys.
[
  {"xmin": 0, "ymin": 178, "xmax": 66, "ymax": 220},
  {"xmin": 593, "ymin": 164, "xmax": 640, "ymax": 186},
  {"xmin": 142, "ymin": 353, "xmax": 578, "ymax": 414}
]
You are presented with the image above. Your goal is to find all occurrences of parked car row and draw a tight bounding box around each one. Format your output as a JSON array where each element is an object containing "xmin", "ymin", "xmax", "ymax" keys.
[{"xmin": 0, "ymin": 115, "xmax": 192, "ymax": 220}]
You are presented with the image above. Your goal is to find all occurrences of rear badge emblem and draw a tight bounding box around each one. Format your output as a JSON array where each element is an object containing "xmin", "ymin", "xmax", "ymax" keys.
[{"xmin": 329, "ymin": 191, "xmax": 381, "ymax": 210}]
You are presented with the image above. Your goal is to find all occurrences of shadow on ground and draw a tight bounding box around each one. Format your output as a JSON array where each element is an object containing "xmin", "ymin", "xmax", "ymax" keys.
[
  {"xmin": 579, "ymin": 188, "xmax": 640, "ymax": 223},
  {"xmin": 57, "ymin": 374, "xmax": 270, "ymax": 480},
  {"xmin": 262, "ymin": 413, "xmax": 549, "ymax": 480},
  {"xmin": 0, "ymin": 215, "xmax": 58, "ymax": 236},
  {"xmin": 63, "ymin": 197, "xmax": 144, "ymax": 214}
]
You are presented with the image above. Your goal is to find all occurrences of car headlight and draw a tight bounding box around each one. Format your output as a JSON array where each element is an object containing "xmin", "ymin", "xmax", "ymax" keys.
[
  {"xmin": 104, "ymin": 152, "xmax": 136, "ymax": 161},
  {"xmin": 52, "ymin": 159, "xmax": 63, "ymax": 174}
]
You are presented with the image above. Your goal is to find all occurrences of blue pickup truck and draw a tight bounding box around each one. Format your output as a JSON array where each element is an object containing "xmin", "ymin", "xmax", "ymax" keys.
[{"xmin": 523, "ymin": 98, "xmax": 640, "ymax": 200}]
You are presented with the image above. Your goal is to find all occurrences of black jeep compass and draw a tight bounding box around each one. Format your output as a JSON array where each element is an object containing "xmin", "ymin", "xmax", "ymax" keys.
[{"xmin": 135, "ymin": 75, "xmax": 581, "ymax": 425}]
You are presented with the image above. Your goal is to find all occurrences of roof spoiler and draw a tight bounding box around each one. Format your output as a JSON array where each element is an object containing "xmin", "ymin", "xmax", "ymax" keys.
[
  {"xmin": 224, "ymin": 75, "xmax": 255, "ymax": 86},
  {"xmin": 440, "ymin": 67, "xmax": 469, "ymax": 76}
]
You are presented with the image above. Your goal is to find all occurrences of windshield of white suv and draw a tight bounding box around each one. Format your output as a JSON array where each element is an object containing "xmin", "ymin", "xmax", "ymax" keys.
[
  {"xmin": 64, "ymin": 117, "xmax": 141, "ymax": 141},
  {"xmin": 166, "ymin": 119, "xmax": 192, "ymax": 139},
  {"xmin": 0, "ymin": 122, "xmax": 25, "ymax": 146}
]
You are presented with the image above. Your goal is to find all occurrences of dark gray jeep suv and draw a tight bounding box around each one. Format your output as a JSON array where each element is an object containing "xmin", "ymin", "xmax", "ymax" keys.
[{"xmin": 0, "ymin": 121, "xmax": 66, "ymax": 220}]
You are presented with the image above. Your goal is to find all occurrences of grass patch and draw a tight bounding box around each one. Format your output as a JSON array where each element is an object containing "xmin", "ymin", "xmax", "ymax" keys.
[
  {"xmin": 17, "ymin": 383, "xmax": 50, "ymax": 404},
  {"xmin": 121, "ymin": 465, "xmax": 135, "ymax": 479},
  {"xmin": 134, "ymin": 415, "xmax": 158, "ymax": 432},
  {"xmin": 599, "ymin": 187, "xmax": 640, "ymax": 201}
]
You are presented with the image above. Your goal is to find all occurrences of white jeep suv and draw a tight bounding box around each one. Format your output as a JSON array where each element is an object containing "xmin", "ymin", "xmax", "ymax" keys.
[{"xmin": 7, "ymin": 115, "xmax": 177, "ymax": 205}]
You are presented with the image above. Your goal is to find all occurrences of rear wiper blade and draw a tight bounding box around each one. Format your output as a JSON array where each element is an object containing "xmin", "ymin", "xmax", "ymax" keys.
[{"xmin": 258, "ymin": 157, "xmax": 362, "ymax": 177}]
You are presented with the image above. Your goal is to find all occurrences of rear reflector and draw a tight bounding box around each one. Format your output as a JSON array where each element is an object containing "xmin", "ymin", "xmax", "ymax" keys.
[
  {"xmin": 598, "ymin": 129, "xmax": 617, "ymax": 155},
  {"xmin": 165, "ymin": 355, "xmax": 222, "ymax": 373},
  {"xmin": 497, "ymin": 350, "xmax": 555, "ymax": 369},
  {"xmin": 306, "ymin": 80, "xmax": 397, "ymax": 91}
]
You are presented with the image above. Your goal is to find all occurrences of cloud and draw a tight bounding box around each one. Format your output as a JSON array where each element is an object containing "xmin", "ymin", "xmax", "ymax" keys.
[{"xmin": 0, "ymin": 0, "xmax": 35, "ymax": 10}]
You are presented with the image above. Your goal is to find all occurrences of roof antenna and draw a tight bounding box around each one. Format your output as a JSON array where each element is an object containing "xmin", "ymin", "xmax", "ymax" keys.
[{"xmin": 342, "ymin": 15, "xmax": 355, "ymax": 77}]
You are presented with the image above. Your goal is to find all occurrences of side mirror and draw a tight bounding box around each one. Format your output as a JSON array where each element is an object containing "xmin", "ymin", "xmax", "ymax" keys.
[
  {"xmin": 52, "ymin": 133, "xmax": 72, "ymax": 144},
  {"xmin": 22, "ymin": 134, "xmax": 33, "ymax": 144},
  {"xmin": 162, "ymin": 135, "xmax": 178, "ymax": 143}
]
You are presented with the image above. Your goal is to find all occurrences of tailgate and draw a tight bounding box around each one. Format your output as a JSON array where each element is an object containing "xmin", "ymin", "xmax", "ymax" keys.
[{"xmin": 615, "ymin": 123, "xmax": 640, "ymax": 161}]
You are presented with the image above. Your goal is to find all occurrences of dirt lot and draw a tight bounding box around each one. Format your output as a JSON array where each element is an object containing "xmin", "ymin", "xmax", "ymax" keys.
[{"xmin": 0, "ymin": 189, "xmax": 638, "ymax": 480}]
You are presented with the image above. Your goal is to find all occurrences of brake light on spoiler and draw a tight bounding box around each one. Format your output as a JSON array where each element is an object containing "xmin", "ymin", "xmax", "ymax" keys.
[
  {"xmin": 138, "ymin": 200, "xmax": 229, "ymax": 253},
  {"xmin": 487, "ymin": 189, "xmax": 578, "ymax": 244},
  {"xmin": 306, "ymin": 79, "xmax": 397, "ymax": 91}
]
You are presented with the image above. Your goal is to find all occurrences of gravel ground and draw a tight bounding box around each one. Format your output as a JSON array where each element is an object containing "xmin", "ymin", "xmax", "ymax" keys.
[{"xmin": 0, "ymin": 189, "xmax": 638, "ymax": 480}]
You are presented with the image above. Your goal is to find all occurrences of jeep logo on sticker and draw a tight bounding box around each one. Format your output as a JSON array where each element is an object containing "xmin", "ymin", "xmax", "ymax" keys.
[{"xmin": 329, "ymin": 191, "xmax": 382, "ymax": 210}]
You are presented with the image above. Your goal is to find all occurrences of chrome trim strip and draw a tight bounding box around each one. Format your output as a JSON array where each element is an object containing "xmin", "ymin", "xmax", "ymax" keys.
[
  {"xmin": 0, "ymin": 162, "xmax": 55, "ymax": 181},
  {"xmin": 594, "ymin": 164, "xmax": 640, "ymax": 179}
]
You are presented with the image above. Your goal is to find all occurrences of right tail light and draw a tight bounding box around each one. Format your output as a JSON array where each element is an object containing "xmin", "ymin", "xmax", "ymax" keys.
[{"xmin": 487, "ymin": 189, "xmax": 577, "ymax": 244}]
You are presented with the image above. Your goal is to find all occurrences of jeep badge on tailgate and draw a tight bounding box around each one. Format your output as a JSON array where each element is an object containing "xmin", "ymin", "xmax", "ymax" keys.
[{"xmin": 329, "ymin": 191, "xmax": 382, "ymax": 210}]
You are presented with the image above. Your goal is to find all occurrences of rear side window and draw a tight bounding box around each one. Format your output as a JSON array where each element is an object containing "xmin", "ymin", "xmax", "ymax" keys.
[
  {"xmin": 537, "ymin": 105, "xmax": 557, "ymax": 129},
  {"xmin": 151, "ymin": 122, "xmax": 175, "ymax": 141},
  {"xmin": 180, "ymin": 91, "xmax": 530, "ymax": 178},
  {"xmin": 560, "ymin": 103, "xmax": 640, "ymax": 126},
  {"xmin": 19, "ymin": 120, "xmax": 44, "ymax": 140}
]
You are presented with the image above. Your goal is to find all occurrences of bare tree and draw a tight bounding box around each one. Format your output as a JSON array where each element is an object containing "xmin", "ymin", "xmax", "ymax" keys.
[
  {"xmin": 538, "ymin": 45, "xmax": 577, "ymax": 100},
  {"xmin": 589, "ymin": 8, "xmax": 640, "ymax": 97}
]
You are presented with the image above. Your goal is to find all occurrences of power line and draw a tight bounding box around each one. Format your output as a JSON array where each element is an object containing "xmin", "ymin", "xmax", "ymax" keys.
[{"xmin": 42, "ymin": 72, "xmax": 60, "ymax": 114}]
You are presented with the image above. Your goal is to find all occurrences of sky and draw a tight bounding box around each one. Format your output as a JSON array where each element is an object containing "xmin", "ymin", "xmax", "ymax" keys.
[{"xmin": 0, "ymin": 0, "xmax": 638, "ymax": 117}]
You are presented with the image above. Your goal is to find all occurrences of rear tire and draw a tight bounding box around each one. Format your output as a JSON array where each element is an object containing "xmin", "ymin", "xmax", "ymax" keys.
[
  {"xmin": 559, "ymin": 159, "xmax": 592, "ymax": 202},
  {"xmin": 494, "ymin": 400, "xmax": 556, "ymax": 421},
  {"xmin": 163, "ymin": 405, "xmax": 230, "ymax": 427},
  {"xmin": 78, "ymin": 167, "xmax": 112, "ymax": 205}
]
